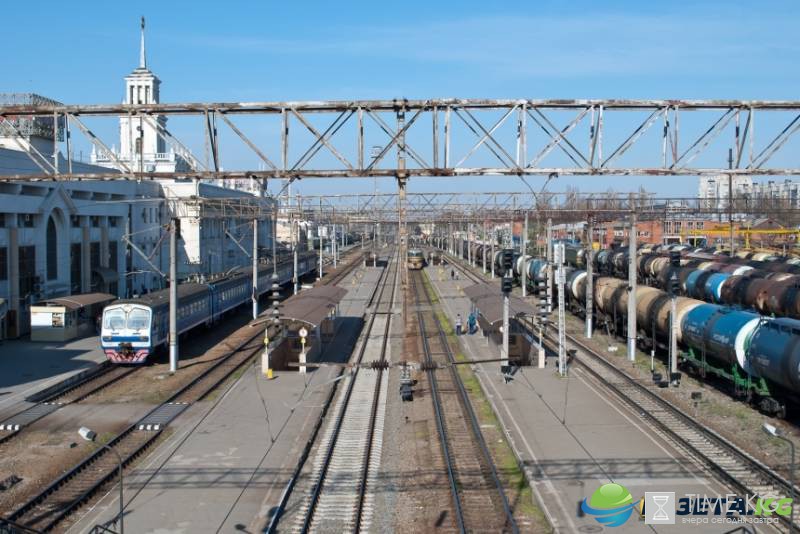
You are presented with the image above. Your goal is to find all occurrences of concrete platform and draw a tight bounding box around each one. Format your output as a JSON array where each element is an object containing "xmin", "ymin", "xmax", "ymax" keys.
[
  {"xmin": 66, "ymin": 264, "xmax": 384, "ymax": 534},
  {"xmin": 426, "ymin": 264, "xmax": 742, "ymax": 533},
  {"xmin": 0, "ymin": 335, "xmax": 106, "ymax": 419}
]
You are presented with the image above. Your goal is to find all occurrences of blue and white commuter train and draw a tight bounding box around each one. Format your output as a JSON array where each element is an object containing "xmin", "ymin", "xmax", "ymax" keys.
[{"xmin": 100, "ymin": 254, "xmax": 316, "ymax": 364}]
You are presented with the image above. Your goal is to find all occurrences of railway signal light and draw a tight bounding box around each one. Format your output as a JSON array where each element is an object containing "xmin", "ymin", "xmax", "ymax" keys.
[
  {"xmin": 502, "ymin": 249, "xmax": 514, "ymax": 272},
  {"xmin": 501, "ymin": 276, "xmax": 513, "ymax": 294},
  {"xmin": 669, "ymin": 272, "xmax": 680, "ymax": 295}
]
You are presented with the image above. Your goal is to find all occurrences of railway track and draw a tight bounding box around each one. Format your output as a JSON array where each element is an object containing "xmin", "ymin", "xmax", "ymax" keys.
[
  {"xmin": 411, "ymin": 269, "xmax": 518, "ymax": 533},
  {"xmin": 0, "ymin": 364, "xmax": 139, "ymax": 445},
  {"xmin": 289, "ymin": 249, "xmax": 397, "ymax": 533},
  {"xmin": 0, "ymin": 249, "xmax": 370, "ymax": 450},
  {"xmin": 1, "ymin": 248, "xmax": 367, "ymax": 533},
  {"xmin": 556, "ymin": 331, "xmax": 800, "ymax": 532},
  {"xmin": 449, "ymin": 249, "xmax": 800, "ymax": 532}
]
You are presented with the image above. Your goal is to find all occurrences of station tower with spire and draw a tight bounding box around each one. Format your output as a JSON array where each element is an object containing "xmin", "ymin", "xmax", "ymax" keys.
[{"xmin": 92, "ymin": 17, "xmax": 188, "ymax": 173}]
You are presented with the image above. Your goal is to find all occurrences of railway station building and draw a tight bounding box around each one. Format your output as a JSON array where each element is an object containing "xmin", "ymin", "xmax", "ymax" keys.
[
  {"xmin": 0, "ymin": 107, "xmax": 276, "ymax": 339},
  {"xmin": 0, "ymin": 22, "xmax": 281, "ymax": 339}
]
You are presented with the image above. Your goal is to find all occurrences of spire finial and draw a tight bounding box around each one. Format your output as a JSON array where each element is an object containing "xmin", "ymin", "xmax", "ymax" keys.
[{"xmin": 139, "ymin": 16, "xmax": 146, "ymax": 69}]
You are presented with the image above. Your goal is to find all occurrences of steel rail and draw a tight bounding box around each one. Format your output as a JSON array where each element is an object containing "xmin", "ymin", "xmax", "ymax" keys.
[
  {"xmin": 0, "ymin": 365, "xmax": 138, "ymax": 445},
  {"xmin": 560, "ymin": 331, "xmax": 800, "ymax": 532},
  {"xmin": 354, "ymin": 253, "xmax": 398, "ymax": 532},
  {"xmin": 259, "ymin": 248, "xmax": 383, "ymax": 533},
  {"xmin": 298, "ymin": 248, "xmax": 397, "ymax": 533},
  {"xmin": 0, "ymin": 251, "xmax": 326, "ymax": 448},
  {"xmin": 448, "ymin": 246, "xmax": 800, "ymax": 531},
  {"xmin": 7, "ymin": 336, "xmax": 263, "ymax": 531},
  {"xmin": 410, "ymin": 270, "xmax": 466, "ymax": 533},
  {"xmin": 4, "ymin": 248, "xmax": 366, "ymax": 532},
  {"xmin": 415, "ymin": 268, "xmax": 519, "ymax": 533}
]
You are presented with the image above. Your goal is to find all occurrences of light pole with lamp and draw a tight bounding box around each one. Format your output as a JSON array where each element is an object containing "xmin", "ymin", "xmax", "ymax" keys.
[
  {"xmin": 79, "ymin": 427, "xmax": 124, "ymax": 534},
  {"xmin": 763, "ymin": 422, "xmax": 795, "ymax": 532}
]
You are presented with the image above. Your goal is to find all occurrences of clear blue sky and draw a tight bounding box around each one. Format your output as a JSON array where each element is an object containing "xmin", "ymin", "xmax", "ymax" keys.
[{"xmin": 5, "ymin": 0, "xmax": 800, "ymax": 197}]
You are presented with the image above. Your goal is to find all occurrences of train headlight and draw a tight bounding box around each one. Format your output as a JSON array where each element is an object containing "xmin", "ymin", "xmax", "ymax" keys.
[
  {"xmin": 102, "ymin": 336, "xmax": 111, "ymax": 342},
  {"xmin": 139, "ymin": 336, "xmax": 149, "ymax": 341}
]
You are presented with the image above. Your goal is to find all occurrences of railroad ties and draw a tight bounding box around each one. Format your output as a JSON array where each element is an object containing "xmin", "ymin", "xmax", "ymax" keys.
[
  {"xmin": 292, "ymin": 250, "xmax": 397, "ymax": 533},
  {"xmin": 411, "ymin": 269, "xmax": 518, "ymax": 533},
  {"xmin": 562, "ymin": 333, "xmax": 800, "ymax": 532},
  {"xmin": 449, "ymin": 246, "xmax": 800, "ymax": 532},
  {"xmin": 0, "ymin": 364, "xmax": 138, "ymax": 445}
]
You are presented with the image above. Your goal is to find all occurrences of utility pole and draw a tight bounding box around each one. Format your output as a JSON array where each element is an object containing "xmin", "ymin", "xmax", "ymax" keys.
[
  {"xmin": 670, "ymin": 286, "xmax": 678, "ymax": 378},
  {"xmin": 467, "ymin": 222, "xmax": 471, "ymax": 267},
  {"xmin": 271, "ymin": 203, "xmax": 279, "ymax": 289},
  {"xmin": 483, "ymin": 220, "xmax": 487, "ymax": 274},
  {"xmin": 169, "ymin": 217, "xmax": 178, "ymax": 373},
  {"xmin": 555, "ymin": 243, "xmax": 567, "ymax": 376},
  {"xmin": 586, "ymin": 215, "xmax": 594, "ymax": 339},
  {"xmin": 333, "ymin": 206, "xmax": 337, "ymax": 269},
  {"xmin": 546, "ymin": 218, "xmax": 553, "ymax": 313},
  {"xmin": 292, "ymin": 216, "xmax": 298, "ymax": 295},
  {"xmin": 501, "ymin": 249, "xmax": 514, "ymax": 369},
  {"xmin": 668, "ymin": 251, "xmax": 680, "ymax": 381},
  {"xmin": 728, "ymin": 148, "xmax": 735, "ymax": 256},
  {"xmin": 627, "ymin": 207, "xmax": 637, "ymax": 363},
  {"xmin": 318, "ymin": 199, "xmax": 323, "ymax": 280},
  {"xmin": 491, "ymin": 225, "xmax": 495, "ymax": 279},
  {"xmin": 522, "ymin": 211, "xmax": 528, "ymax": 297},
  {"xmin": 264, "ymin": 202, "xmax": 280, "ymax": 379},
  {"xmin": 252, "ymin": 218, "xmax": 258, "ymax": 319}
]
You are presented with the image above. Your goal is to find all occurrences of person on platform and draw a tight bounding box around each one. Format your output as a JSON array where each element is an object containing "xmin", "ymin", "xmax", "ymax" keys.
[
  {"xmin": 455, "ymin": 314, "xmax": 462, "ymax": 336},
  {"xmin": 468, "ymin": 312, "xmax": 477, "ymax": 334}
]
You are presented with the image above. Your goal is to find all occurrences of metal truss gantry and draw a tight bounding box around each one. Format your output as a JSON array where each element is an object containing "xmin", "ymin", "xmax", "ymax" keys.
[
  {"xmin": 295, "ymin": 191, "xmax": 793, "ymax": 225},
  {"xmin": 3, "ymin": 99, "xmax": 800, "ymax": 181}
]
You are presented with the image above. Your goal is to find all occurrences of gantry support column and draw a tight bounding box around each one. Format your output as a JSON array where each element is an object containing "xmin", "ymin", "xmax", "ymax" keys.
[{"xmin": 397, "ymin": 104, "xmax": 408, "ymax": 288}]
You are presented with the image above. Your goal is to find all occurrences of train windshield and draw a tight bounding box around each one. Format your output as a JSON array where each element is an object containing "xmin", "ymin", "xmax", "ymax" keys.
[
  {"xmin": 103, "ymin": 309, "xmax": 126, "ymax": 330},
  {"xmin": 127, "ymin": 308, "xmax": 150, "ymax": 331}
]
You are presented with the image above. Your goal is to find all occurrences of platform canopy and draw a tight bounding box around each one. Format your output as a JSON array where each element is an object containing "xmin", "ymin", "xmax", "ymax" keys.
[
  {"xmin": 463, "ymin": 282, "xmax": 536, "ymax": 327},
  {"xmin": 278, "ymin": 286, "xmax": 348, "ymax": 328}
]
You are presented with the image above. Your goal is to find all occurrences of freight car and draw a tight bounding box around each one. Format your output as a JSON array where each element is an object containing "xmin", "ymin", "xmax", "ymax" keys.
[{"xmin": 564, "ymin": 269, "xmax": 800, "ymax": 417}]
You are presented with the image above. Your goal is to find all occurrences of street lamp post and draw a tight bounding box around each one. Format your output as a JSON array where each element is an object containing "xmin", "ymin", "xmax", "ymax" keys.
[
  {"xmin": 79, "ymin": 427, "xmax": 124, "ymax": 534},
  {"xmin": 763, "ymin": 422, "xmax": 795, "ymax": 533}
]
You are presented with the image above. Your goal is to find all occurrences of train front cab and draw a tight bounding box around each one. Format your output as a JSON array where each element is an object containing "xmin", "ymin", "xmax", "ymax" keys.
[{"xmin": 100, "ymin": 303, "xmax": 153, "ymax": 363}]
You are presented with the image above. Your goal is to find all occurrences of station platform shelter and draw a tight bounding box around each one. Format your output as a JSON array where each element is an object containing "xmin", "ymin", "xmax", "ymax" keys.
[
  {"xmin": 264, "ymin": 286, "xmax": 348, "ymax": 371},
  {"xmin": 463, "ymin": 282, "xmax": 538, "ymax": 366}
]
